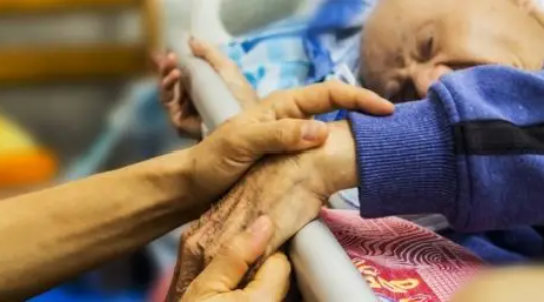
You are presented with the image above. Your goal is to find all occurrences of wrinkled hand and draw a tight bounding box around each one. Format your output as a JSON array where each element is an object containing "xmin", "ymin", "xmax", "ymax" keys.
[
  {"xmin": 168, "ymin": 119, "xmax": 357, "ymax": 301},
  {"xmin": 153, "ymin": 38, "xmax": 259, "ymax": 139},
  {"xmin": 184, "ymin": 81, "xmax": 393, "ymax": 209},
  {"xmin": 155, "ymin": 38, "xmax": 393, "ymax": 211},
  {"xmin": 181, "ymin": 216, "xmax": 290, "ymax": 302},
  {"xmin": 161, "ymin": 40, "xmax": 394, "ymax": 301}
]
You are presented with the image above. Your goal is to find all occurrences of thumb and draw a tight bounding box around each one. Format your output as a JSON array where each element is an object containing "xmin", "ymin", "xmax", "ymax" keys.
[
  {"xmin": 184, "ymin": 216, "xmax": 274, "ymax": 298},
  {"xmin": 243, "ymin": 252, "xmax": 291, "ymax": 302},
  {"xmin": 234, "ymin": 119, "xmax": 330, "ymax": 161}
]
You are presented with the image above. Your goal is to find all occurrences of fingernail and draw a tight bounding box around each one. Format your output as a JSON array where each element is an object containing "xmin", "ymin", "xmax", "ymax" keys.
[
  {"xmin": 301, "ymin": 121, "xmax": 327, "ymax": 141},
  {"xmin": 249, "ymin": 216, "xmax": 271, "ymax": 234}
]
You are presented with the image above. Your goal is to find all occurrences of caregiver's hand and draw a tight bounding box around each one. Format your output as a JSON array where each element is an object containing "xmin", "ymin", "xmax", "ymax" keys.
[
  {"xmin": 170, "ymin": 121, "xmax": 356, "ymax": 299},
  {"xmin": 154, "ymin": 38, "xmax": 259, "ymax": 139},
  {"xmin": 168, "ymin": 82, "xmax": 392, "ymax": 299},
  {"xmin": 185, "ymin": 80, "xmax": 394, "ymax": 207},
  {"xmin": 181, "ymin": 216, "xmax": 290, "ymax": 302}
]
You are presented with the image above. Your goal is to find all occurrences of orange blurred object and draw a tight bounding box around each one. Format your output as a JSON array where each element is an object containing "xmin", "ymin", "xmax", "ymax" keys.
[
  {"xmin": 0, "ymin": 149, "xmax": 57, "ymax": 187},
  {"xmin": 0, "ymin": 115, "xmax": 58, "ymax": 188}
]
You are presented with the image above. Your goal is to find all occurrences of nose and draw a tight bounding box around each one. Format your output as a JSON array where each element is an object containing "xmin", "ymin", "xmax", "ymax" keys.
[{"xmin": 410, "ymin": 64, "xmax": 452, "ymax": 98}]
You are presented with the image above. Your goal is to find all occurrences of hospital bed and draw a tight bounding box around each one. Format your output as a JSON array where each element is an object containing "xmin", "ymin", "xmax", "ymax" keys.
[{"xmin": 163, "ymin": 0, "xmax": 378, "ymax": 301}]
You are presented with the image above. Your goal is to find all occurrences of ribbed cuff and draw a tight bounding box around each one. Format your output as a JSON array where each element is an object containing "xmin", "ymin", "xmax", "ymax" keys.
[{"xmin": 348, "ymin": 98, "xmax": 457, "ymax": 219}]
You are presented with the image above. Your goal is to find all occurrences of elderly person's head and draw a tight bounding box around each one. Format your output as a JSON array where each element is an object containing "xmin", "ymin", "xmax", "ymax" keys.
[{"xmin": 361, "ymin": 0, "xmax": 544, "ymax": 101}]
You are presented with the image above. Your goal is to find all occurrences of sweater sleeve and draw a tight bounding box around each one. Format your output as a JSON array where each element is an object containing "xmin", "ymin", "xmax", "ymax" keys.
[{"xmin": 349, "ymin": 66, "xmax": 544, "ymax": 231}]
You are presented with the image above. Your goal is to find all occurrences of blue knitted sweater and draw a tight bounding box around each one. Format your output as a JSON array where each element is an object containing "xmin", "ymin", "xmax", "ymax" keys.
[{"xmin": 348, "ymin": 66, "xmax": 544, "ymax": 263}]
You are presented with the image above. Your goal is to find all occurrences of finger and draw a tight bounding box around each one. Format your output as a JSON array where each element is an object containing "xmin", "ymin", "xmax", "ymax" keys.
[
  {"xmin": 151, "ymin": 52, "xmax": 163, "ymax": 71},
  {"xmin": 189, "ymin": 37, "xmax": 238, "ymax": 73},
  {"xmin": 189, "ymin": 37, "xmax": 259, "ymax": 109},
  {"xmin": 159, "ymin": 74, "xmax": 178, "ymax": 105},
  {"xmin": 262, "ymin": 80, "xmax": 395, "ymax": 119},
  {"xmin": 161, "ymin": 52, "xmax": 179, "ymax": 77},
  {"xmin": 159, "ymin": 85, "xmax": 174, "ymax": 106},
  {"xmin": 167, "ymin": 236, "xmax": 206, "ymax": 299},
  {"xmin": 186, "ymin": 216, "xmax": 273, "ymax": 296},
  {"xmin": 244, "ymin": 253, "xmax": 291, "ymax": 302},
  {"xmin": 162, "ymin": 69, "xmax": 181, "ymax": 91},
  {"xmin": 229, "ymin": 119, "xmax": 330, "ymax": 159},
  {"xmin": 177, "ymin": 116, "xmax": 203, "ymax": 139}
]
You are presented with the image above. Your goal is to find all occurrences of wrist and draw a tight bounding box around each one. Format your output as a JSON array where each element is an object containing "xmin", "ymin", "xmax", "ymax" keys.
[
  {"xmin": 347, "ymin": 100, "xmax": 457, "ymax": 219},
  {"xmin": 307, "ymin": 121, "xmax": 358, "ymax": 194},
  {"xmin": 128, "ymin": 150, "xmax": 202, "ymax": 215}
]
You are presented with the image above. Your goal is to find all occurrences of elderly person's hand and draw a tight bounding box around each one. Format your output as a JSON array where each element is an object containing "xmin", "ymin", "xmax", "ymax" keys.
[
  {"xmin": 185, "ymin": 80, "xmax": 391, "ymax": 212},
  {"xmin": 168, "ymin": 116, "xmax": 363, "ymax": 300},
  {"xmin": 158, "ymin": 39, "xmax": 393, "ymax": 301},
  {"xmin": 155, "ymin": 39, "xmax": 393, "ymax": 215},
  {"xmin": 181, "ymin": 216, "xmax": 290, "ymax": 302},
  {"xmin": 153, "ymin": 38, "xmax": 259, "ymax": 139},
  {"xmin": 0, "ymin": 39, "xmax": 391, "ymax": 301}
]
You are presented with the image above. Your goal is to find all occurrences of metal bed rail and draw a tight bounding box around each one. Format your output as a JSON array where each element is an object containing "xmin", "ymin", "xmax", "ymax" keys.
[{"xmin": 173, "ymin": 38, "xmax": 377, "ymax": 302}]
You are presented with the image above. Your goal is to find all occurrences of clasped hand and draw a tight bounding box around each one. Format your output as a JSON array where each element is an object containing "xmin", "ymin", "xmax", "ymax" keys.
[{"xmin": 153, "ymin": 38, "xmax": 394, "ymax": 301}]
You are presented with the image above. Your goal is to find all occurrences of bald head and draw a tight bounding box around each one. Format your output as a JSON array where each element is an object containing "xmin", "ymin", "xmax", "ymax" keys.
[{"xmin": 361, "ymin": 0, "xmax": 544, "ymax": 101}]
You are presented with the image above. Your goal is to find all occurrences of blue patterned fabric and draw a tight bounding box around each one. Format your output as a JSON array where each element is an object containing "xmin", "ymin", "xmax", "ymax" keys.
[{"xmin": 223, "ymin": 0, "xmax": 376, "ymax": 97}]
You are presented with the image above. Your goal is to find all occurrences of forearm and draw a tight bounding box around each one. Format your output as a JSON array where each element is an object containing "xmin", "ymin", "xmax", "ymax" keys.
[{"xmin": 0, "ymin": 151, "xmax": 201, "ymax": 300}]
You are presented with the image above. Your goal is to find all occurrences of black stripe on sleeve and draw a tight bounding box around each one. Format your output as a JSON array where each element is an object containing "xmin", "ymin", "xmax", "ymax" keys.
[{"xmin": 454, "ymin": 120, "xmax": 544, "ymax": 155}]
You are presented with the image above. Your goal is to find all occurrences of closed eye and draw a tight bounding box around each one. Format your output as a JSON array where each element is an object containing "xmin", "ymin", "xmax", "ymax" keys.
[
  {"xmin": 389, "ymin": 79, "xmax": 418, "ymax": 103},
  {"xmin": 419, "ymin": 36, "xmax": 434, "ymax": 61},
  {"xmin": 445, "ymin": 61, "xmax": 481, "ymax": 71}
]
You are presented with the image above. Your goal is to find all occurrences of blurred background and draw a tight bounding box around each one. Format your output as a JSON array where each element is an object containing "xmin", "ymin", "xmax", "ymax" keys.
[{"xmin": 0, "ymin": 0, "xmax": 184, "ymax": 301}]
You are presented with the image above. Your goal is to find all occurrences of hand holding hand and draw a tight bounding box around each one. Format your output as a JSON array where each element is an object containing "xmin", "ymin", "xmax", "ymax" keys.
[
  {"xmin": 169, "ymin": 120, "xmax": 364, "ymax": 299},
  {"xmin": 186, "ymin": 80, "xmax": 394, "ymax": 211},
  {"xmin": 181, "ymin": 216, "xmax": 290, "ymax": 302}
]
